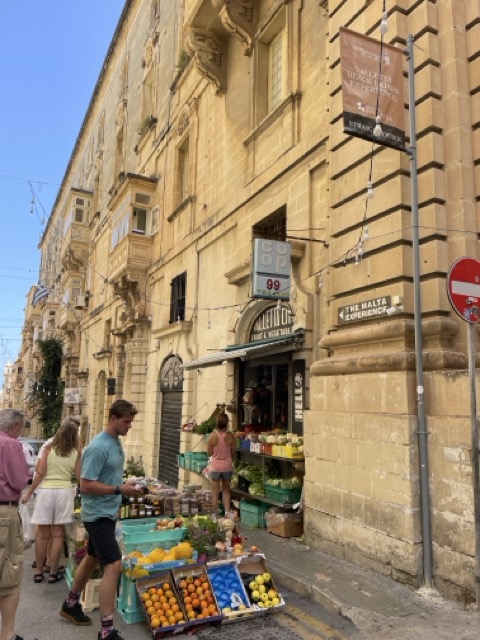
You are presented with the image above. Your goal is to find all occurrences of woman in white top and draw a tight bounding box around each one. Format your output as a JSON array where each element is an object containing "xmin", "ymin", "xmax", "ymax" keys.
[{"xmin": 22, "ymin": 418, "xmax": 81, "ymax": 583}]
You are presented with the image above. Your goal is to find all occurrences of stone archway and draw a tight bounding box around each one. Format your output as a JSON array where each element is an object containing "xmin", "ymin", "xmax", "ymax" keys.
[{"xmin": 157, "ymin": 355, "xmax": 184, "ymax": 487}]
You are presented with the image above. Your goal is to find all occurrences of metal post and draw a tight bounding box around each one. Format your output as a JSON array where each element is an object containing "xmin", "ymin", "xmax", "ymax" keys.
[
  {"xmin": 467, "ymin": 322, "xmax": 480, "ymax": 605},
  {"xmin": 406, "ymin": 34, "xmax": 433, "ymax": 587}
]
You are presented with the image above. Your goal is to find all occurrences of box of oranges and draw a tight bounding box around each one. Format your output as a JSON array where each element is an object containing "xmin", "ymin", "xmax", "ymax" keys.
[
  {"xmin": 171, "ymin": 564, "xmax": 223, "ymax": 626},
  {"xmin": 136, "ymin": 572, "xmax": 191, "ymax": 638}
]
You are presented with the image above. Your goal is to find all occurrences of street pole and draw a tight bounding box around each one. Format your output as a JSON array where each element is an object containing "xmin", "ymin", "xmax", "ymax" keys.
[
  {"xmin": 467, "ymin": 322, "xmax": 480, "ymax": 605},
  {"xmin": 406, "ymin": 33, "xmax": 433, "ymax": 588}
]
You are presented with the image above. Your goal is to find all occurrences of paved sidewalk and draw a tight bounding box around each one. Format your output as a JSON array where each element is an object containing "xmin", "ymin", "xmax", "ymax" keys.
[{"xmin": 245, "ymin": 525, "xmax": 480, "ymax": 639}]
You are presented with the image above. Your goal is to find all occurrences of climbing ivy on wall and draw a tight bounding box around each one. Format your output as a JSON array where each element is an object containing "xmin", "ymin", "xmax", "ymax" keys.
[{"xmin": 29, "ymin": 338, "xmax": 64, "ymax": 438}]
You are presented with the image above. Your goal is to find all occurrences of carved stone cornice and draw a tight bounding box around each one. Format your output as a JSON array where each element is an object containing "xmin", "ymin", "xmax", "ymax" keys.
[
  {"xmin": 187, "ymin": 28, "xmax": 227, "ymax": 94},
  {"xmin": 212, "ymin": 0, "xmax": 255, "ymax": 55},
  {"xmin": 112, "ymin": 273, "xmax": 148, "ymax": 328}
]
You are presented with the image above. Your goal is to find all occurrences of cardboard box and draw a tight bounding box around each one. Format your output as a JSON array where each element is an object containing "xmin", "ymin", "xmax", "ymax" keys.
[
  {"xmin": 235, "ymin": 553, "xmax": 284, "ymax": 610},
  {"xmin": 265, "ymin": 510, "xmax": 303, "ymax": 538}
]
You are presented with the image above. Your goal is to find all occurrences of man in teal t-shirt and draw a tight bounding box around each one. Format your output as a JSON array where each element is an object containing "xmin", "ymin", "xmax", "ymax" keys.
[{"xmin": 59, "ymin": 400, "xmax": 143, "ymax": 640}]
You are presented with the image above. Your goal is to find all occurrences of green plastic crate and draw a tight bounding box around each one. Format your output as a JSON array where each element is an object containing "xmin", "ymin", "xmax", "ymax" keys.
[
  {"xmin": 264, "ymin": 484, "xmax": 302, "ymax": 505},
  {"xmin": 239, "ymin": 499, "xmax": 270, "ymax": 528}
]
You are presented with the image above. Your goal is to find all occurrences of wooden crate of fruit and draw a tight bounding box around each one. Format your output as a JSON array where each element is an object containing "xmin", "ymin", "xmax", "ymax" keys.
[
  {"xmin": 171, "ymin": 564, "xmax": 223, "ymax": 625},
  {"xmin": 136, "ymin": 571, "xmax": 192, "ymax": 638},
  {"xmin": 236, "ymin": 554, "xmax": 285, "ymax": 611},
  {"xmin": 206, "ymin": 559, "xmax": 257, "ymax": 620}
]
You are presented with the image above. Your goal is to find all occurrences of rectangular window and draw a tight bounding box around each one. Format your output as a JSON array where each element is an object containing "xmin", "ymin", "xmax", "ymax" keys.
[
  {"xmin": 132, "ymin": 207, "xmax": 147, "ymax": 234},
  {"xmin": 269, "ymin": 33, "xmax": 283, "ymax": 110},
  {"xmin": 179, "ymin": 143, "xmax": 189, "ymax": 202},
  {"xmin": 170, "ymin": 272, "xmax": 187, "ymax": 323},
  {"xmin": 75, "ymin": 208, "xmax": 84, "ymax": 223}
]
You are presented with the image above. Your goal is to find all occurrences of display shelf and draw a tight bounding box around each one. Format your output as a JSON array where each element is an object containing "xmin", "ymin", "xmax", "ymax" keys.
[
  {"xmin": 231, "ymin": 487, "xmax": 299, "ymax": 510},
  {"xmin": 237, "ymin": 449, "xmax": 304, "ymax": 463}
]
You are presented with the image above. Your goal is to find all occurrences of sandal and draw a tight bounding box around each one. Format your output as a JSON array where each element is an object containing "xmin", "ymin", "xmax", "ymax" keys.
[
  {"xmin": 48, "ymin": 571, "xmax": 64, "ymax": 583},
  {"xmin": 33, "ymin": 573, "xmax": 44, "ymax": 583},
  {"xmin": 57, "ymin": 564, "xmax": 66, "ymax": 574}
]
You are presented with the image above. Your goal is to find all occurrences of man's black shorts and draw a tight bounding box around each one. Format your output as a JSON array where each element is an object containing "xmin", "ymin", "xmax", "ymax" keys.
[{"xmin": 84, "ymin": 517, "xmax": 121, "ymax": 565}]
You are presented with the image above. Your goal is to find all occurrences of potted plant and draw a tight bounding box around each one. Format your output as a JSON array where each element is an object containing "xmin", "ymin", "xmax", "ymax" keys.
[{"xmin": 185, "ymin": 515, "xmax": 224, "ymax": 562}]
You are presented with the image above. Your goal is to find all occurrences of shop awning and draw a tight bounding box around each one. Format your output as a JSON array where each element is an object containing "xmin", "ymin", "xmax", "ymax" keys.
[{"xmin": 181, "ymin": 331, "xmax": 305, "ymax": 370}]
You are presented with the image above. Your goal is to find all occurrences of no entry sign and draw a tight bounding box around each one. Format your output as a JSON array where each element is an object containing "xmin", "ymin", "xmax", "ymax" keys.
[{"xmin": 447, "ymin": 257, "xmax": 480, "ymax": 323}]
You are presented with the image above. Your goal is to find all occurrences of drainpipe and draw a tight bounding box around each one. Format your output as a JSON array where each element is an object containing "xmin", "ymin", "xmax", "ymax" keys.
[{"xmin": 406, "ymin": 34, "xmax": 433, "ymax": 588}]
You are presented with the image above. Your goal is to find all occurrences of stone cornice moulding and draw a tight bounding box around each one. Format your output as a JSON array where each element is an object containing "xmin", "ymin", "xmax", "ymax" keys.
[
  {"xmin": 187, "ymin": 28, "xmax": 228, "ymax": 94},
  {"xmin": 212, "ymin": 0, "xmax": 256, "ymax": 55}
]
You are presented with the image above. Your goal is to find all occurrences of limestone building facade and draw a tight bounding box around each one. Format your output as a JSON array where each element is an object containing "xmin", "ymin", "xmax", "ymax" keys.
[{"xmin": 16, "ymin": 0, "xmax": 480, "ymax": 601}]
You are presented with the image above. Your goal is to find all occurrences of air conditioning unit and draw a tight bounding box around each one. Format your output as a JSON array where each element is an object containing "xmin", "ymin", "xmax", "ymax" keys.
[{"xmin": 74, "ymin": 295, "xmax": 87, "ymax": 309}]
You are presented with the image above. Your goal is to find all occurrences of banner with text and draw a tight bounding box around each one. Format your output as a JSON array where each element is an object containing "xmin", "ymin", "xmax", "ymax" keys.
[{"xmin": 340, "ymin": 26, "xmax": 405, "ymax": 151}]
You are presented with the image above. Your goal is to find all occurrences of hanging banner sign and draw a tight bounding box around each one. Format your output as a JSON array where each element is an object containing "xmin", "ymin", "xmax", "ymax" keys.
[{"xmin": 339, "ymin": 26, "xmax": 406, "ymax": 151}]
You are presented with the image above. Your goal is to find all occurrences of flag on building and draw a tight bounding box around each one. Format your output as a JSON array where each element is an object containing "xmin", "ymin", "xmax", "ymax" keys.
[{"xmin": 32, "ymin": 281, "xmax": 49, "ymax": 306}]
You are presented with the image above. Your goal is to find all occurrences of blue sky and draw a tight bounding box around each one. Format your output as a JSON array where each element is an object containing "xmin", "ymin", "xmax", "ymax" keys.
[{"xmin": 0, "ymin": 2, "xmax": 124, "ymax": 387}]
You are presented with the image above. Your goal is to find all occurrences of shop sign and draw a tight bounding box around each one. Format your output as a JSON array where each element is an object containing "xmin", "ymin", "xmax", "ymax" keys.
[
  {"xmin": 292, "ymin": 360, "xmax": 305, "ymax": 433},
  {"xmin": 337, "ymin": 296, "xmax": 391, "ymax": 324},
  {"xmin": 64, "ymin": 387, "xmax": 82, "ymax": 405},
  {"xmin": 252, "ymin": 239, "xmax": 291, "ymax": 300},
  {"xmin": 250, "ymin": 305, "xmax": 293, "ymax": 342}
]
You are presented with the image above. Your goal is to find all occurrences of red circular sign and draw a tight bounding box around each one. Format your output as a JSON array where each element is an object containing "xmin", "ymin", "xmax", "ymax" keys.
[{"xmin": 447, "ymin": 257, "xmax": 480, "ymax": 323}]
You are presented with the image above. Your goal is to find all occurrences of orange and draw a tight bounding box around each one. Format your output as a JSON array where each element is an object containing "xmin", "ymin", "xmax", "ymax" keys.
[
  {"xmin": 165, "ymin": 609, "xmax": 174, "ymax": 618},
  {"xmin": 162, "ymin": 582, "xmax": 170, "ymax": 591},
  {"xmin": 187, "ymin": 610, "xmax": 196, "ymax": 619},
  {"xmin": 184, "ymin": 596, "xmax": 192, "ymax": 604},
  {"xmin": 141, "ymin": 592, "xmax": 150, "ymax": 602},
  {"xmin": 168, "ymin": 615, "xmax": 177, "ymax": 625},
  {"xmin": 208, "ymin": 604, "xmax": 217, "ymax": 614},
  {"xmin": 161, "ymin": 621, "xmax": 169, "ymax": 627},
  {"xmin": 161, "ymin": 602, "xmax": 170, "ymax": 612},
  {"xmin": 199, "ymin": 573, "xmax": 208, "ymax": 583},
  {"xmin": 186, "ymin": 576, "xmax": 194, "ymax": 584},
  {"xmin": 144, "ymin": 599, "xmax": 153, "ymax": 609},
  {"xmin": 206, "ymin": 596, "xmax": 214, "ymax": 605},
  {"xmin": 153, "ymin": 602, "xmax": 162, "ymax": 611},
  {"xmin": 171, "ymin": 603, "xmax": 179, "ymax": 613},
  {"xmin": 203, "ymin": 589, "xmax": 212, "ymax": 598},
  {"xmin": 148, "ymin": 587, "xmax": 157, "ymax": 595},
  {"xmin": 200, "ymin": 600, "xmax": 208, "ymax": 609},
  {"xmin": 191, "ymin": 598, "xmax": 199, "ymax": 609},
  {"xmin": 165, "ymin": 590, "xmax": 173, "ymax": 599},
  {"xmin": 168, "ymin": 597, "xmax": 177, "ymax": 606},
  {"xmin": 159, "ymin": 595, "xmax": 167, "ymax": 604},
  {"xmin": 179, "ymin": 579, "xmax": 187, "ymax": 589},
  {"xmin": 174, "ymin": 611, "xmax": 184, "ymax": 621},
  {"xmin": 156, "ymin": 588, "xmax": 164, "ymax": 597},
  {"xmin": 150, "ymin": 594, "xmax": 159, "ymax": 603},
  {"xmin": 147, "ymin": 606, "xmax": 156, "ymax": 616},
  {"xmin": 193, "ymin": 578, "xmax": 201, "ymax": 587},
  {"xmin": 150, "ymin": 616, "xmax": 160, "ymax": 628},
  {"xmin": 196, "ymin": 587, "xmax": 203, "ymax": 596},
  {"xmin": 187, "ymin": 584, "xmax": 195, "ymax": 593}
]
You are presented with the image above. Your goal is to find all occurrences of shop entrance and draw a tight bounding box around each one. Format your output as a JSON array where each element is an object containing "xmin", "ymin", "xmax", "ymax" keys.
[{"xmin": 158, "ymin": 356, "xmax": 183, "ymax": 487}]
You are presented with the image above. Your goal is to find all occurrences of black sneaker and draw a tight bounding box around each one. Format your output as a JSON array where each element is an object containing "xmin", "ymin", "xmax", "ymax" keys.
[
  {"xmin": 97, "ymin": 630, "xmax": 125, "ymax": 640},
  {"xmin": 59, "ymin": 600, "xmax": 92, "ymax": 626}
]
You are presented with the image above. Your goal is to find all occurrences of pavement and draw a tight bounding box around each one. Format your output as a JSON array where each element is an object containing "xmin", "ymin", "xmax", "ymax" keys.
[
  {"xmin": 13, "ymin": 520, "xmax": 480, "ymax": 640},
  {"xmin": 244, "ymin": 525, "xmax": 480, "ymax": 639}
]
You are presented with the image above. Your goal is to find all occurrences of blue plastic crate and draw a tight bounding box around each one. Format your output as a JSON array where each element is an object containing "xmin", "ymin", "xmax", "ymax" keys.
[{"xmin": 116, "ymin": 574, "xmax": 144, "ymax": 624}]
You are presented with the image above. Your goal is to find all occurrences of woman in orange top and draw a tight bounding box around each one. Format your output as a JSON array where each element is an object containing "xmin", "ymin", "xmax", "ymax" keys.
[{"xmin": 207, "ymin": 413, "xmax": 236, "ymax": 517}]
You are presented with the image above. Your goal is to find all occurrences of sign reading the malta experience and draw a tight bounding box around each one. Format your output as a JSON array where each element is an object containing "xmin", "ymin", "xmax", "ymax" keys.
[
  {"xmin": 64, "ymin": 387, "xmax": 82, "ymax": 405},
  {"xmin": 338, "ymin": 296, "xmax": 391, "ymax": 324},
  {"xmin": 252, "ymin": 239, "xmax": 291, "ymax": 300},
  {"xmin": 340, "ymin": 27, "xmax": 405, "ymax": 151}
]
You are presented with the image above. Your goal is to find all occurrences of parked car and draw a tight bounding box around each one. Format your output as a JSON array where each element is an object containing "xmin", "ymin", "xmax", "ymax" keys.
[{"xmin": 19, "ymin": 437, "xmax": 46, "ymax": 483}]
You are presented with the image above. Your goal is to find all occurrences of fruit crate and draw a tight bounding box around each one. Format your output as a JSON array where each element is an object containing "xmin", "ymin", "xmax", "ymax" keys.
[
  {"xmin": 171, "ymin": 563, "xmax": 223, "ymax": 625},
  {"xmin": 136, "ymin": 571, "xmax": 193, "ymax": 638},
  {"xmin": 206, "ymin": 559, "xmax": 256, "ymax": 620},
  {"xmin": 239, "ymin": 500, "xmax": 270, "ymax": 528},
  {"xmin": 264, "ymin": 484, "xmax": 302, "ymax": 505},
  {"xmin": 236, "ymin": 553, "xmax": 285, "ymax": 611}
]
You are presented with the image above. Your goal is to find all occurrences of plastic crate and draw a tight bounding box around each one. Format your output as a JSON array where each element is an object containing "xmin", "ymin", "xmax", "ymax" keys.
[
  {"xmin": 80, "ymin": 578, "xmax": 101, "ymax": 612},
  {"xmin": 117, "ymin": 574, "xmax": 145, "ymax": 624},
  {"xmin": 239, "ymin": 500, "xmax": 270, "ymax": 528},
  {"xmin": 120, "ymin": 525, "xmax": 186, "ymax": 555},
  {"xmin": 264, "ymin": 484, "xmax": 302, "ymax": 505},
  {"xmin": 120, "ymin": 517, "xmax": 159, "ymax": 532}
]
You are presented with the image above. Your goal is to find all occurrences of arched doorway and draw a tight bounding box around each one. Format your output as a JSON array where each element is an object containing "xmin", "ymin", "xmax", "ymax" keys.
[{"xmin": 158, "ymin": 355, "xmax": 183, "ymax": 487}]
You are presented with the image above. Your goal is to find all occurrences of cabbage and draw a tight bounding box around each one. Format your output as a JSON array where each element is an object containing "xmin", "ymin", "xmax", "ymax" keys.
[{"xmin": 248, "ymin": 483, "xmax": 265, "ymax": 496}]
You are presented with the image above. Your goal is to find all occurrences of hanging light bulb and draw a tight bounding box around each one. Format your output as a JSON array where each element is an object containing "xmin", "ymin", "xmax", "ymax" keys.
[
  {"xmin": 357, "ymin": 244, "xmax": 364, "ymax": 258},
  {"xmin": 367, "ymin": 181, "xmax": 374, "ymax": 199},
  {"xmin": 373, "ymin": 115, "xmax": 383, "ymax": 137},
  {"xmin": 362, "ymin": 225, "xmax": 370, "ymax": 242},
  {"xmin": 380, "ymin": 11, "xmax": 389, "ymax": 35},
  {"xmin": 354, "ymin": 254, "xmax": 360, "ymax": 266}
]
